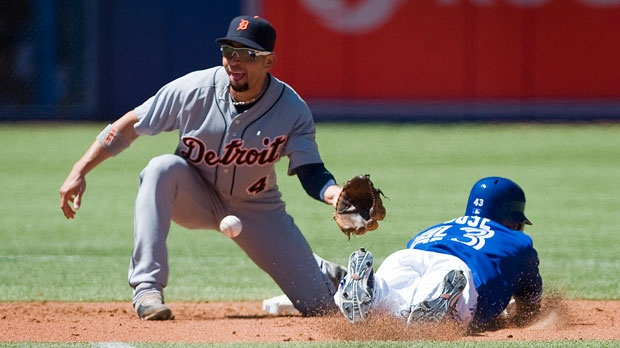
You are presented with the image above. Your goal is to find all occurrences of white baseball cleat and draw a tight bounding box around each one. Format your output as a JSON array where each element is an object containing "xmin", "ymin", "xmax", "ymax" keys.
[
  {"xmin": 407, "ymin": 269, "xmax": 466, "ymax": 325},
  {"xmin": 338, "ymin": 248, "xmax": 375, "ymax": 323}
]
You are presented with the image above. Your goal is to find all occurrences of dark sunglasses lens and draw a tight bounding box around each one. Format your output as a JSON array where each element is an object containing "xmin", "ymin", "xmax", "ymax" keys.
[
  {"xmin": 221, "ymin": 46, "xmax": 256, "ymax": 62},
  {"xmin": 221, "ymin": 46, "xmax": 232, "ymax": 58},
  {"xmin": 246, "ymin": 50, "xmax": 257, "ymax": 60},
  {"xmin": 221, "ymin": 46, "xmax": 257, "ymax": 62}
]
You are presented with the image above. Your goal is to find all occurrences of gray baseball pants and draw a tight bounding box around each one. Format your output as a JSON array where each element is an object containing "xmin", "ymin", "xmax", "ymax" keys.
[{"xmin": 128, "ymin": 154, "xmax": 338, "ymax": 315}]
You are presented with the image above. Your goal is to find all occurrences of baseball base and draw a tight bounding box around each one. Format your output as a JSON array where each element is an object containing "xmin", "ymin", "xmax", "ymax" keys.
[{"xmin": 262, "ymin": 294, "xmax": 298, "ymax": 315}]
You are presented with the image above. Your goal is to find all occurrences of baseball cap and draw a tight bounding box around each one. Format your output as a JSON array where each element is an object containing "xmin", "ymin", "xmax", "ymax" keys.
[{"xmin": 216, "ymin": 16, "xmax": 276, "ymax": 52}]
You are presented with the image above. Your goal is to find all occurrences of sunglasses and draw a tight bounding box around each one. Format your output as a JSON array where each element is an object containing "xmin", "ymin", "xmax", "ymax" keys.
[{"xmin": 220, "ymin": 45, "xmax": 272, "ymax": 63}]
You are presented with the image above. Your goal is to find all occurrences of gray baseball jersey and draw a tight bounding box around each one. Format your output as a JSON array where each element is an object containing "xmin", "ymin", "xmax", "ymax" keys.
[
  {"xmin": 128, "ymin": 66, "xmax": 337, "ymax": 315},
  {"xmin": 135, "ymin": 66, "xmax": 322, "ymax": 196}
]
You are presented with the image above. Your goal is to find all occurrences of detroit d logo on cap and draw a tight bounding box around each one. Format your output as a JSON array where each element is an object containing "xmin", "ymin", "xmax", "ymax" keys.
[{"xmin": 237, "ymin": 19, "xmax": 249, "ymax": 30}]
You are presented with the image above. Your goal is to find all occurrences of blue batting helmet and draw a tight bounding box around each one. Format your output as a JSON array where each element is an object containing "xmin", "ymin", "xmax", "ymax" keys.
[{"xmin": 465, "ymin": 177, "xmax": 532, "ymax": 226}]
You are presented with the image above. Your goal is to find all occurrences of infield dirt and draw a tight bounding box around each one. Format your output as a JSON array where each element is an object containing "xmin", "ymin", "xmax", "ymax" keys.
[{"xmin": 1, "ymin": 299, "xmax": 618, "ymax": 343}]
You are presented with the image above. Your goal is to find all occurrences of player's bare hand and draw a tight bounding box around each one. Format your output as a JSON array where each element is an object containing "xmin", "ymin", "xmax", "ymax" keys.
[
  {"xmin": 323, "ymin": 185, "xmax": 342, "ymax": 207},
  {"xmin": 59, "ymin": 171, "xmax": 87, "ymax": 219}
]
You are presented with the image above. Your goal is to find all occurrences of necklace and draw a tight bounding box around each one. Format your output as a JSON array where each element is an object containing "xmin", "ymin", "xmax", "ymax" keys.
[{"xmin": 220, "ymin": 75, "xmax": 270, "ymax": 106}]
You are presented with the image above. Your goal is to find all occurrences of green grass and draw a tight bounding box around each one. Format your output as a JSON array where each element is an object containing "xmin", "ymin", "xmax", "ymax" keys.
[
  {"xmin": 0, "ymin": 122, "xmax": 619, "ymax": 346},
  {"xmin": 1, "ymin": 122, "xmax": 619, "ymax": 301}
]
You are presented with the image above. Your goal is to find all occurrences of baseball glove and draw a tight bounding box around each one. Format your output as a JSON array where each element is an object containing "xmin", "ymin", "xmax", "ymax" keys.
[{"xmin": 334, "ymin": 174, "xmax": 386, "ymax": 239}]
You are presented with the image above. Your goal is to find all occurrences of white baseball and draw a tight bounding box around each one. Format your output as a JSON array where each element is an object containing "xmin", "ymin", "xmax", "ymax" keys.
[{"xmin": 219, "ymin": 215, "xmax": 242, "ymax": 238}]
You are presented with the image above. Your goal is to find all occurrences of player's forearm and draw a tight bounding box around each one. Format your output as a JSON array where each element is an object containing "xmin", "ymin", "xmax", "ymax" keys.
[
  {"xmin": 70, "ymin": 141, "xmax": 112, "ymax": 177},
  {"xmin": 73, "ymin": 111, "xmax": 140, "ymax": 176},
  {"xmin": 295, "ymin": 163, "xmax": 340, "ymax": 204}
]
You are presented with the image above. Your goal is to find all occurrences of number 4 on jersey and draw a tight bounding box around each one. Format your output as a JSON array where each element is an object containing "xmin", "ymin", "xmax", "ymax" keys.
[{"xmin": 247, "ymin": 176, "xmax": 268, "ymax": 195}]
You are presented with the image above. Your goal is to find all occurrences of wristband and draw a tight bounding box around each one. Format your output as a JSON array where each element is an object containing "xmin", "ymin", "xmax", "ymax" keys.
[{"xmin": 96, "ymin": 124, "xmax": 130, "ymax": 156}]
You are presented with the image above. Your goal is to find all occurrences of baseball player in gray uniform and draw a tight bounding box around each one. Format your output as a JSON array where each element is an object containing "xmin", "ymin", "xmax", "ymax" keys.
[{"xmin": 59, "ymin": 15, "xmax": 345, "ymax": 320}]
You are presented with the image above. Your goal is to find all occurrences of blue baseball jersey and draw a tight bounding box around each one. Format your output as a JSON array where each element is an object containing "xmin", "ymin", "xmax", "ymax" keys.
[{"xmin": 407, "ymin": 215, "xmax": 542, "ymax": 327}]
